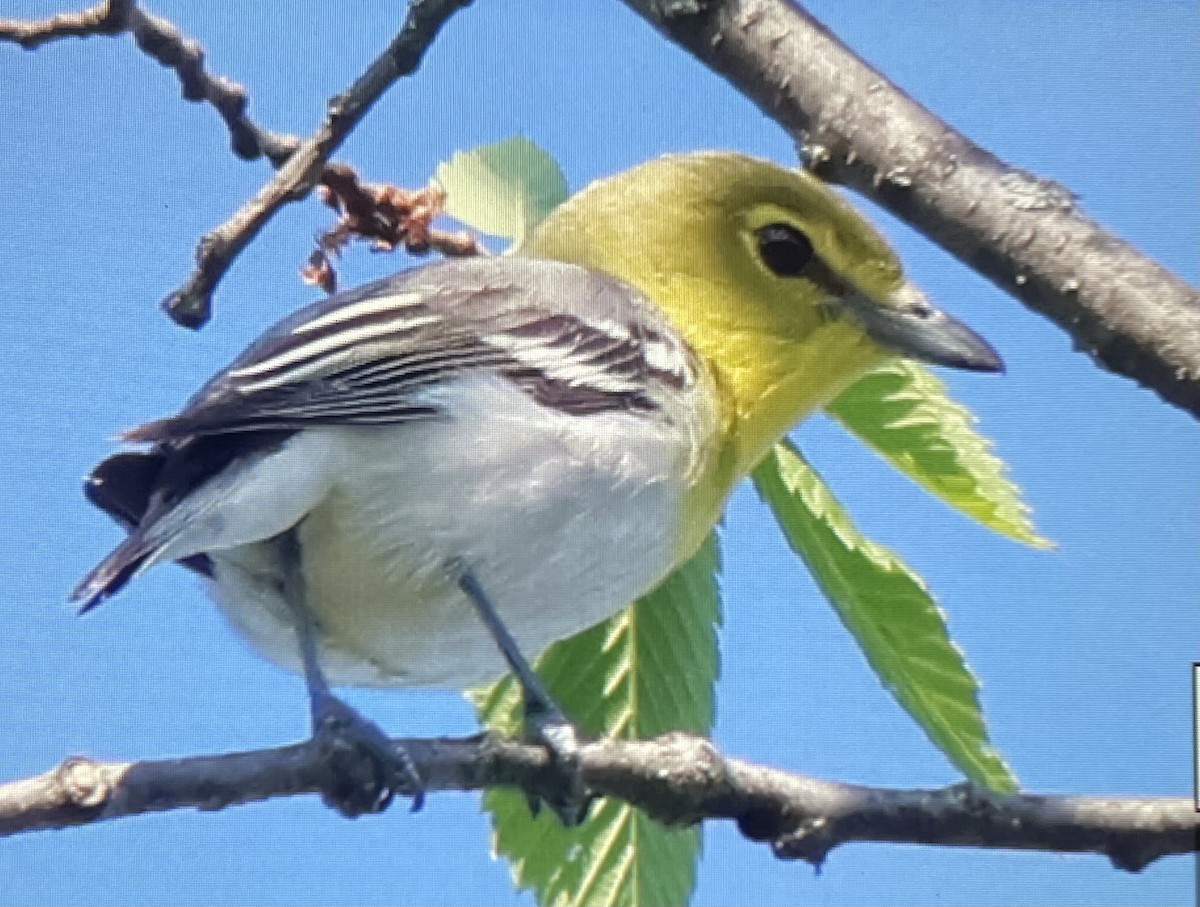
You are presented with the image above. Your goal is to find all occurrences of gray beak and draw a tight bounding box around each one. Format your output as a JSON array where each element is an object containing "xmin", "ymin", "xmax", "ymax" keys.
[{"xmin": 841, "ymin": 282, "xmax": 1004, "ymax": 373}]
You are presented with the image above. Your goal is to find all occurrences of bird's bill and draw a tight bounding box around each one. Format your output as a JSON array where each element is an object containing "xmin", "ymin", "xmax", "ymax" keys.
[{"xmin": 841, "ymin": 282, "xmax": 1004, "ymax": 373}]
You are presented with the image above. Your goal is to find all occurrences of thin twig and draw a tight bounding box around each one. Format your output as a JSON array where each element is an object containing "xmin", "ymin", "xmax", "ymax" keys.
[
  {"xmin": 0, "ymin": 733, "xmax": 1193, "ymax": 871},
  {"xmin": 162, "ymin": 0, "xmax": 473, "ymax": 327},
  {"xmin": 4, "ymin": 0, "xmax": 472, "ymax": 327},
  {"xmin": 121, "ymin": 5, "xmax": 297, "ymax": 163},
  {"xmin": 623, "ymin": 0, "xmax": 1200, "ymax": 419},
  {"xmin": 1, "ymin": 0, "xmax": 293, "ymax": 162},
  {"xmin": 0, "ymin": 0, "xmax": 129, "ymax": 48},
  {"xmin": 304, "ymin": 163, "xmax": 486, "ymax": 293}
]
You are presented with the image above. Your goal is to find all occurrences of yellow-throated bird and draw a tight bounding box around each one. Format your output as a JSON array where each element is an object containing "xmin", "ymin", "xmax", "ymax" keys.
[{"xmin": 73, "ymin": 153, "xmax": 1001, "ymax": 815}]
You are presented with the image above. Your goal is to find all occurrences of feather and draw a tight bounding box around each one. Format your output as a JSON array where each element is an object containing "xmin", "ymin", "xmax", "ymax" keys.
[{"xmin": 123, "ymin": 257, "xmax": 697, "ymax": 443}]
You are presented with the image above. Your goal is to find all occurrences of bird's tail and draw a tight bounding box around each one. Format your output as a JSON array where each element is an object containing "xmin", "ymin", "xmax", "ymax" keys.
[
  {"xmin": 70, "ymin": 534, "xmax": 158, "ymax": 614},
  {"xmin": 71, "ymin": 450, "xmax": 168, "ymax": 613}
]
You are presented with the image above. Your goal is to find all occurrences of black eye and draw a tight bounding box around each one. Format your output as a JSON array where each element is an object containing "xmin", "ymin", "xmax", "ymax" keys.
[{"xmin": 756, "ymin": 223, "xmax": 814, "ymax": 277}]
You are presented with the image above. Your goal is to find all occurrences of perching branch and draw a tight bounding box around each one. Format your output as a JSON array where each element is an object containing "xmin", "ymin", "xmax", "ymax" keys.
[
  {"xmin": 623, "ymin": 0, "xmax": 1200, "ymax": 419},
  {"xmin": 1, "ymin": 733, "xmax": 1194, "ymax": 871}
]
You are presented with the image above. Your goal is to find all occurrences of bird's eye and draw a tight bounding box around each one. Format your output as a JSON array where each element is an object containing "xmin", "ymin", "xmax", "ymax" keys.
[{"xmin": 756, "ymin": 223, "xmax": 815, "ymax": 277}]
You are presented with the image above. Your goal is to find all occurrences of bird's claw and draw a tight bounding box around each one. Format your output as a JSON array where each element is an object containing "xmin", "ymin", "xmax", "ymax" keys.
[
  {"xmin": 522, "ymin": 696, "xmax": 593, "ymax": 827},
  {"xmin": 311, "ymin": 691, "xmax": 425, "ymax": 817}
]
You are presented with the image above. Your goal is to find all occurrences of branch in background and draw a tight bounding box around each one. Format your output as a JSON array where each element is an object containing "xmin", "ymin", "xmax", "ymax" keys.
[
  {"xmin": 1, "ymin": 733, "xmax": 1193, "ymax": 871},
  {"xmin": 623, "ymin": 0, "xmax": 1200, "ymax": 419},
  {"xmin": 161, "ymin": 0, "xmax": 473, "ymax": 327},
  {"xmin": 12, "ymin": 0, "xmax": 1196, "ymax": 406},
  {"xmin": 3, "ymin": 0, "xmax": 473, "ymax": 327},
  {"xmin": 304, "ymin": 163, "xmax": 487, "ymax": 294},
  {"xmin": 1, "ymin": 0, "xmax": 295, "ymax": 163},
  {"xmin": 0, "ymin": 0, "xmax": 128, "ymax": 48}
]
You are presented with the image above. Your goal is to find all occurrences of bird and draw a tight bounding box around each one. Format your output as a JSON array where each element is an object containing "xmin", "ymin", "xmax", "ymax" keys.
[{"xmin": 72, "ymin": 151, "xmax": 1002, "ymax": 818}]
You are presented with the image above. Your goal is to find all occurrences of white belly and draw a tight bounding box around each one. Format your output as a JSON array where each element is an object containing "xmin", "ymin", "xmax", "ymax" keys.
[{"xmin": 207, "ymin": 375, "xmax": 697, "ymax": 689}]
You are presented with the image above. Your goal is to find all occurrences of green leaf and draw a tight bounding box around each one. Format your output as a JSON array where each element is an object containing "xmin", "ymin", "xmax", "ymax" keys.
[
  {"xmin": 472, "ymin": 535, "xmax": 722, "ymax": 907},
  {"xmin": 827, "ymin": 360, "xmax": 1051, "ymax": 549},
  {"xmin": 753, "ymin": 442, "xmax": 1017, "ymax": 793},
  {"xmin": 434, "ymin": 136, "xmax": 569, "ymax": 243}
]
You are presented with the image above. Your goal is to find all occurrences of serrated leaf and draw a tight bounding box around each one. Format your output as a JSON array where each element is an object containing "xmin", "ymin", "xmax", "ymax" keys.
[
  {"xmin": 827, "ymin": 359, "xmax": 1051, "ymax": 549},
  {"xmin": 753, "ymin": 442, "xmax": 1017, "ymax": 793},
  {"xmin": 434, "ymin": 136, "xmax": 569, "ymax": 243},
  {"xmin": 472, "ymin": 535, "xmax": 721, "ymax": 907}
]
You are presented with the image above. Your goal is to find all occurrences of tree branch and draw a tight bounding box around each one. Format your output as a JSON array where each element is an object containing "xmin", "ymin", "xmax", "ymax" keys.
[
  {"xmin": 623, "ymin": 0, "xmax": 1200, "ymax": 419},
  {"xmin": 4, "ymin": 0, "xmax": 472, "ymax": 328},
  {"xmin": 303, "ymin": 162, "xmax": 487, "ymax": 294},
  {"xmin": 161, "ymin": 0, "xmax": 472, "ymax": 327},
  {"xmin": 1, "ymin": 0, "xmax": 295, "ymax": 163},
  {"xmin": 1, "ymin": 733, "xmax": 1193, "ymax": 871},
  {"xmin": 0, "ymin": 0, "xmax": 129, "ymax": 48},
  {"xmin": 13, "ymin": 0, "xmax": 1197, "ymax": 408}
]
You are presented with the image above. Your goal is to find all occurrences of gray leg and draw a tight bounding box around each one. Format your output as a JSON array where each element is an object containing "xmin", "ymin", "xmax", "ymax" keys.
[
  {"xmin": 278, "ymin": 532, "xmax": 424, "ymax": 815},
  {"xmin": 456, "ymin": 564, "xmax": 591, "ymax": 825},
  {"xmin": 457, "ymin": 569, "xmax": 567, "ymax": 727}
]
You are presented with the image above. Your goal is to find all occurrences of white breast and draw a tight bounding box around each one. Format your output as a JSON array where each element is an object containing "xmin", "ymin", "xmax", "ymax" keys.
[{"xmin": 208, "ymin": 374, "xmax": 709, "ymax": 689}]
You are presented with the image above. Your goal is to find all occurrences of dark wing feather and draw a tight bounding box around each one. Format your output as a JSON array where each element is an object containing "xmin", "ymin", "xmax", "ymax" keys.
[{"xmin": 123, "ymin": 257, "xmax": 698, "ymax": 443}]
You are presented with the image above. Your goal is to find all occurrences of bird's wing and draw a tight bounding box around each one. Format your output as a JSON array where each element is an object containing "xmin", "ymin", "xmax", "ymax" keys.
[
  {"xmin": 125, "ymin": 257, "xmax": 697, "ymax": 442},
  {"xmin": 76, "ymin": 257, "xmax": 700, "ymax": 611}
]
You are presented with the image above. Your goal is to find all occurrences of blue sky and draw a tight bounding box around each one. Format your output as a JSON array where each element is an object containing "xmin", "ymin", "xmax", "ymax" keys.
[{"xmin": 1, "ymin": 1, "xmax": 1196, "ymax": 904}]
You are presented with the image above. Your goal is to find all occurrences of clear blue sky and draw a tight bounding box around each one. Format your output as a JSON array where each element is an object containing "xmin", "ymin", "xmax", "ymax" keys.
[{"xmin": 1, "ymin": 1, "xmax": 1196, "ymax": 904}]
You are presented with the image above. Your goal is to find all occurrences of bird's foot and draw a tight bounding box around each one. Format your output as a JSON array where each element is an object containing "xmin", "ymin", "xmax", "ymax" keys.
[
  {"xmin": 522, "ymin": 694, "xmax": 593, "ymax": 827},
  {"xmin": 310, "ymin": 690, "xmax": 424, "ymax": 817}
]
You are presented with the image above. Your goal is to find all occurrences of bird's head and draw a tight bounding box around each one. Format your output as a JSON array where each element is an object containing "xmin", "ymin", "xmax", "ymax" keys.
[{"xmin": 525, "ymin": 152, "xmax": 1001, "ymax": 475}]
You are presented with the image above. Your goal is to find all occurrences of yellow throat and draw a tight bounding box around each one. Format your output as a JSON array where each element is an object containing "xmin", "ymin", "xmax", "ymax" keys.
[{"xmin": 523, "ymin": 153, "xmax": 902, "ymax": 526}]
